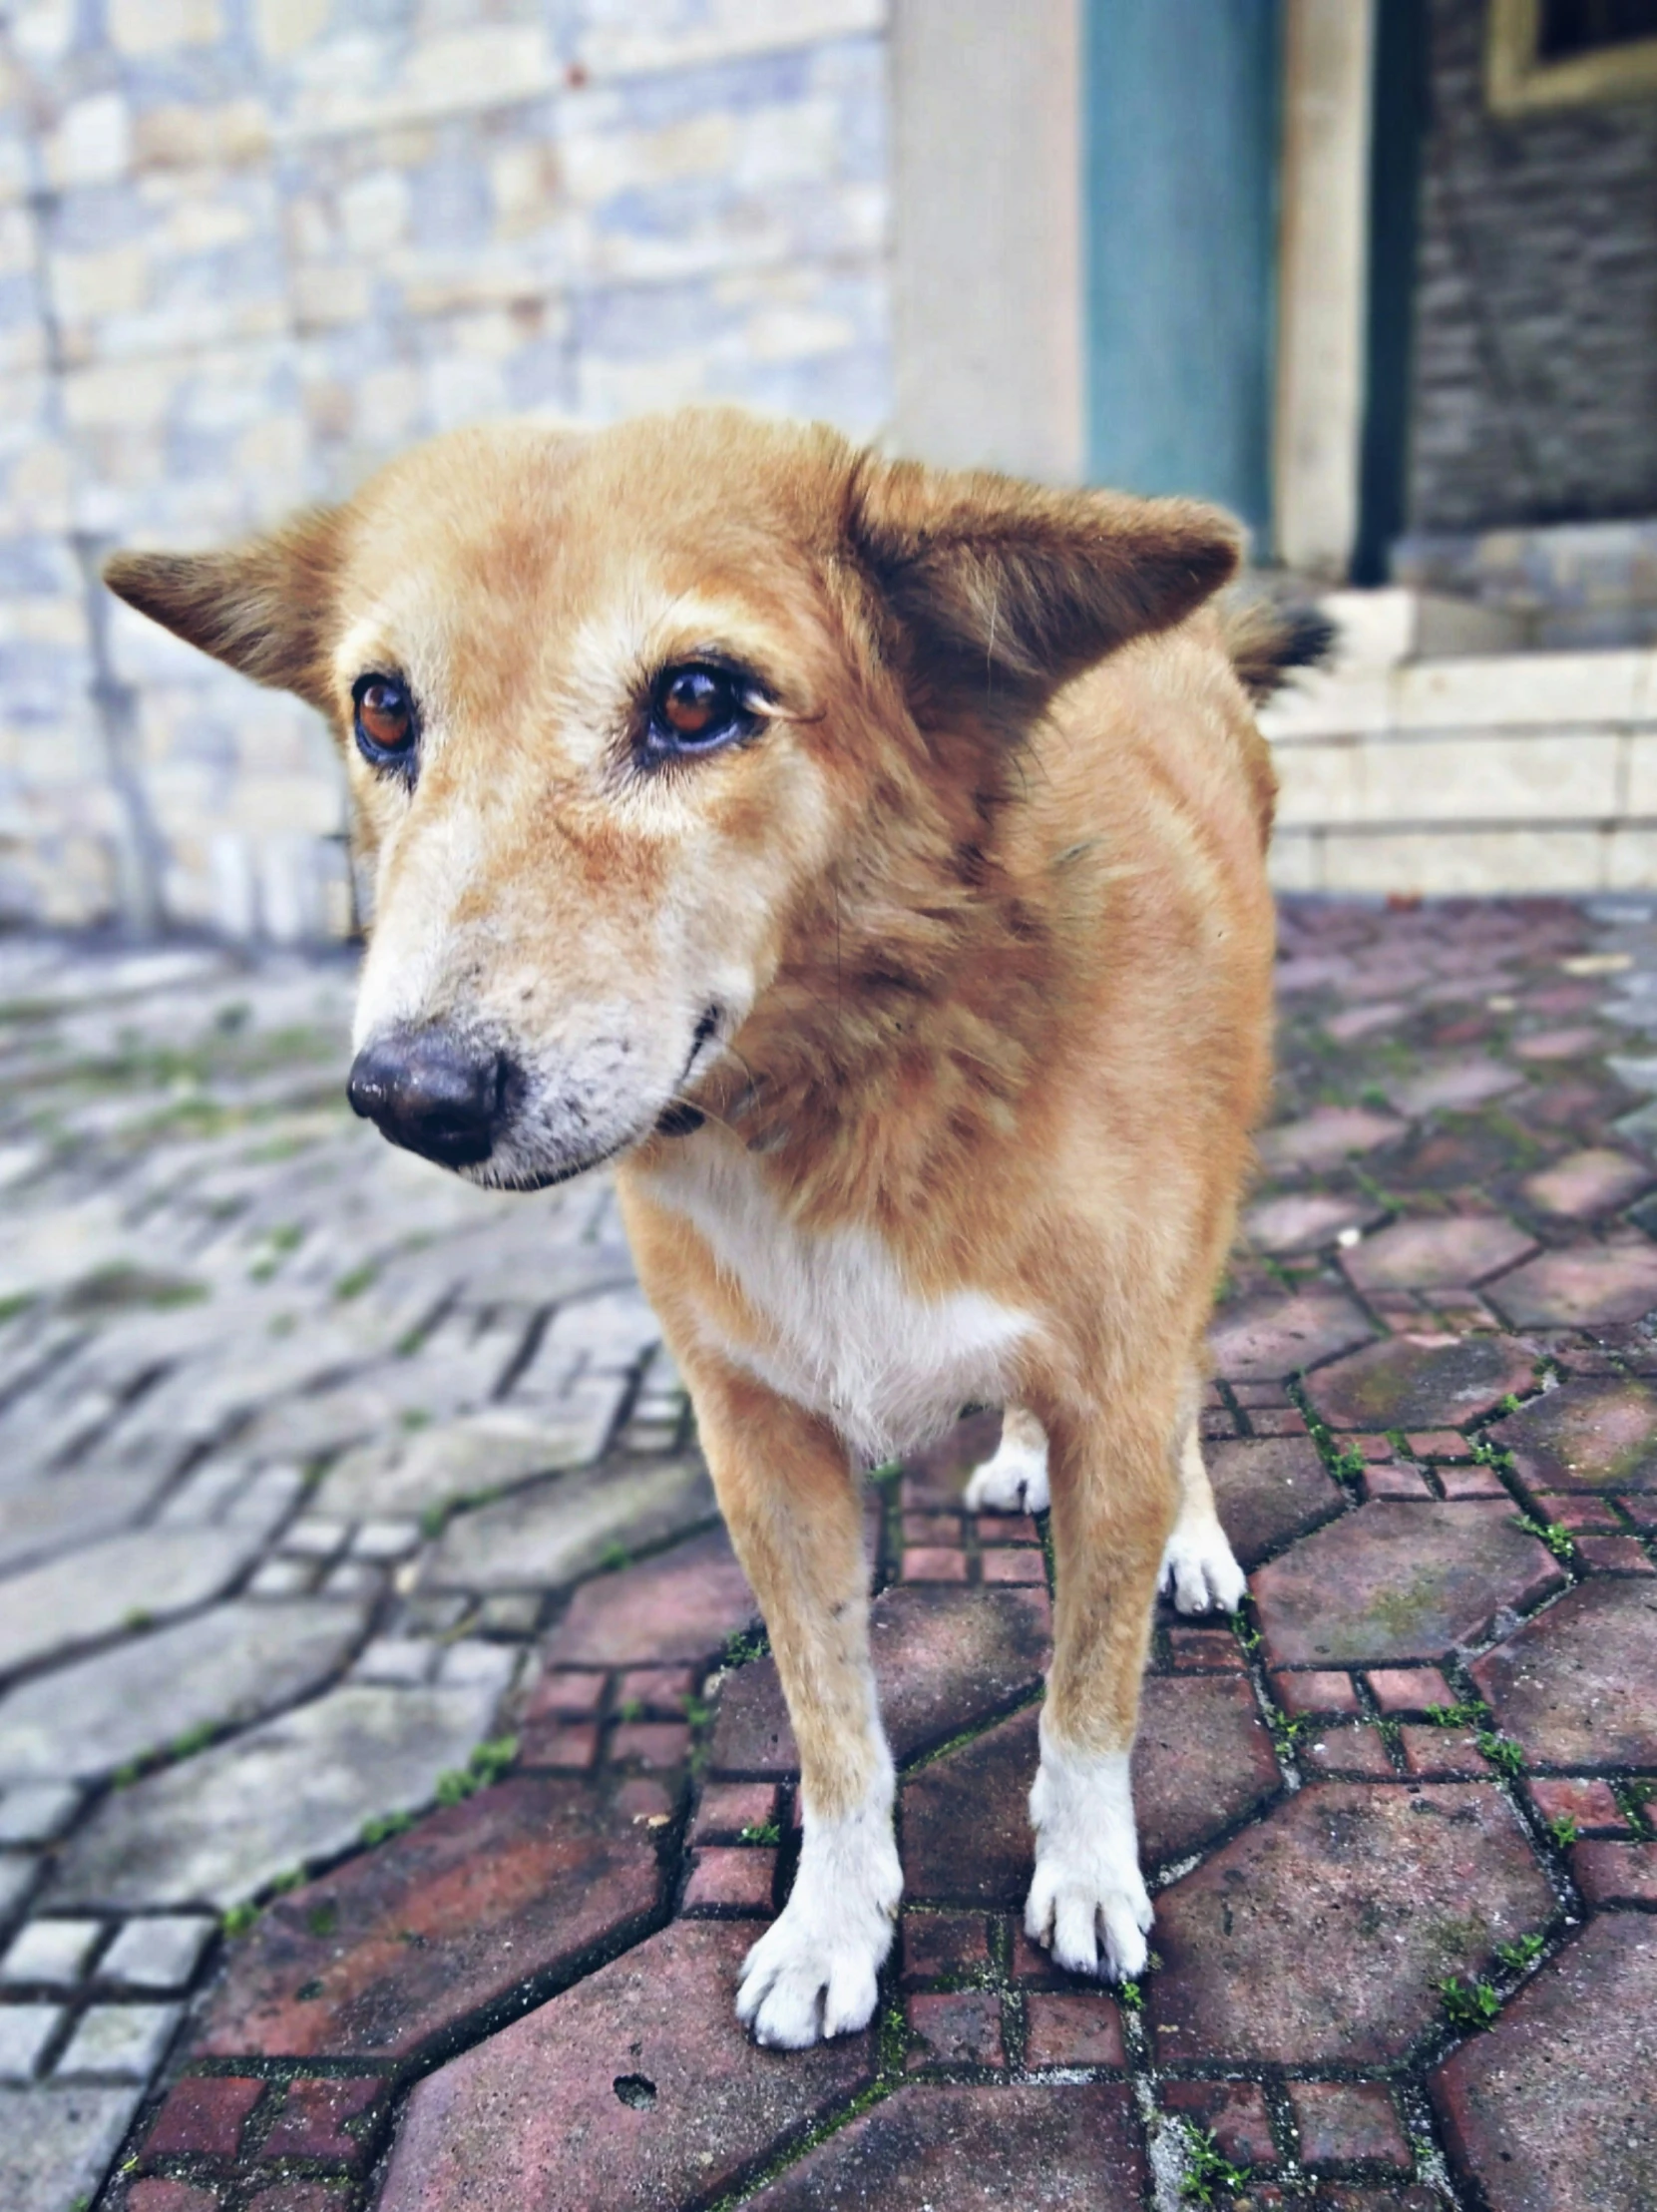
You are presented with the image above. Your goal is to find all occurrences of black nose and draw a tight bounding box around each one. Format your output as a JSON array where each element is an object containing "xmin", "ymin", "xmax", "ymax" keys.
[{"xmin": 347, "ymin": 1027, "xmax": 509, "ymax": 1167}]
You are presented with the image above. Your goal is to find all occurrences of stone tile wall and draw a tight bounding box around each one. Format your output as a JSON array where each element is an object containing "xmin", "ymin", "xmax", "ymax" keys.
[
  {"xmin": 0, "ymin": 0, "xmax": 892, "ymax": 939},
  {"xmin": 1395, "ymin": 518, "xmax": 1657, "ymax": 651},
  {"xmin": 1409, "ymin": 0, "xmax": 1657, "ymax": 535}
]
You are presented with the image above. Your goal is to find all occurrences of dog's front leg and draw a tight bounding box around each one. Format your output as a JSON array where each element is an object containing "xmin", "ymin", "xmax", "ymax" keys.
[
  {"xmin": 686, "ymin": 1356, "xmax": 899, "ymax": 2047},
  {"xmin": 1027, "ymin": 1386, "xmax": 1182, "ymax": 1981}
]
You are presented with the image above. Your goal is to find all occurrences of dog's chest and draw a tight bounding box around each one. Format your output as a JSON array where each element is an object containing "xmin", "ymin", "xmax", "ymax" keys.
[{"xmin": 640, "ymin": 1141, "xmax": 1032, "ymax": 1461}]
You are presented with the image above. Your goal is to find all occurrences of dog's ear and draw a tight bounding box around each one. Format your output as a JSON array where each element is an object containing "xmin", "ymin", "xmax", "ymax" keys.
[
  {"xmin": 102, "ymin": 508, "xmax": 343, "ymax": 711},
  {"xmin": 846, "ymin": 458, "xmax": 1242, "ymax": 713}
]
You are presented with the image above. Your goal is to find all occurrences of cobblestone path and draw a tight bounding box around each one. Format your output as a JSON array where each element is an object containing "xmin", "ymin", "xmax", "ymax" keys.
[{"xmin": 1, "ymin": 901, "xmax": 1655, "ymax": 2212}]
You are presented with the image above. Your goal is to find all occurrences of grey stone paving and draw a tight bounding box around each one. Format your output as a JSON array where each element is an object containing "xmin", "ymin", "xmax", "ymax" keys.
[
  {"xmin": 0, "ymin": 1472, "xmax": 173, "ymax": 1578},
  {"xmin": 0, "ymin": 1860, "xmax": 35, "ymax": 1923},
  {"xmin": 97, "ymin": 1919, "xmax": 214, "ymax": 1992},
  {"xmin": 1, "ymin": 1922, "xmax": 102, "ymax": 1989},
  {"xmin": 422, "ymin": 1452, "xmax": 716, "ymax": 1590},
  {"xmin": 316, "ymin": 1409, "xmax": 620, "ymax": 1520},
  {"xmin": 55, "ymin": 2003, "xmax": 182, "ymax": 2081},
  {"xmin": 0, "ymin": 2083, "xmax": 141, "ymax": 2212},
  {"xmin": 47, "ymin": 1680, "xmax": 511, "ymax": 1913},
  {"xmin": 0, "ymin": 1784, "xmax": 81, "ymax": 1845},
  {"xmin": 0, "ymin": 936, "xmax": 690, "ymax": 2195},
  {"xmin": 0, "ymin": 1599, "xmax": 373, "ymax": 1780},
  {"xmin": 0, "ymin": 1528, "xmax": 271, "ymax": 1676}
]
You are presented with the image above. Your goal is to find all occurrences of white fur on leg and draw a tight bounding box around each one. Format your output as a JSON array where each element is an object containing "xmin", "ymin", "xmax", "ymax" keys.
[
  {"xmin": 964, "ymin": 1405, "xmax": 1050, "ymax": 1514},
  {"xmin": 736, "ymin": 1777, "xmax": 901, "ymax": 2048},
  {"xmin": 1158, "ymin": 1429, "xmax": 1246, "ymax": 1613},
  {"xmin": 1026, "ymin": 1720, "xmax": 1152, "ymax": 1981}
]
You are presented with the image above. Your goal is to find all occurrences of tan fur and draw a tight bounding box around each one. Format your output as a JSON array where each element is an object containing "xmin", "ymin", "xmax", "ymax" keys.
[{"xmin": 105, "ymin": 406, "xmax": 1280, "ymax": 2024}]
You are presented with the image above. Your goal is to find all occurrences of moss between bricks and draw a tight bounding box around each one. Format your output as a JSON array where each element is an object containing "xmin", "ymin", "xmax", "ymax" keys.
[
  {"xmin": 1177, "ymin": 2119, "xmax": 1248, "ymax": 2206},
  {"xmin": 434, "ymin": 1735, "xmax": 519, "ymax": 1806}
]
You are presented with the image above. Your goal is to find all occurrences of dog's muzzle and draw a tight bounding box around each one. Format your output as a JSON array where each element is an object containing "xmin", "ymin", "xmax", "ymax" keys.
[{"xmin": 347, "ymin": 1025, "xmax": 516, "ymax": 1168}]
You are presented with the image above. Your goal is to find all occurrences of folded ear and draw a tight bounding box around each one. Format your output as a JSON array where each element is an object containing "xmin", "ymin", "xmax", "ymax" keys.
[
  {"xmin": 847, "ymin": 457, "xmax": 1242, "ymax": 713},
  {"xmin": 102, "ymin": 508, "xmax": 343, "ymax": 710}
]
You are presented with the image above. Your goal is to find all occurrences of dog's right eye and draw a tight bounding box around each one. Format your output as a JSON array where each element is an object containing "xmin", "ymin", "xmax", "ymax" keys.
[
  {"xmin": 643, "ymin": 664, "xmax": 756, "ymax": 762},
  {"xmin": 352, "ymin": 674, "xmax": 416, "ymax": 774}
]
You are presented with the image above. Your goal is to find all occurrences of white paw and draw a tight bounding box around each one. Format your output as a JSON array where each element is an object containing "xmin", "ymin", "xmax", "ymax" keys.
[
  {"xmin": 737, "ymin": 1906, "xmax": 891, "ymax": 2048},
  {"xmin": 1025, "ymin": 1735, "xmax": 1152, "ymax": 1982},
  {"xmin": 964, "ymin": 1419, "xmax": 1050, "ymax": 1514},
  {"xmin": 1158, "ymin": 1514, "xmax": 1246, "ymax": 1614},
  {"xmin": 1025, "ymin": 1855, "xmax": 1153, "ymax": 1980},
  {"xmin": 735, "ymin": 1797, "xmax": 900, "ymax": 2048}
]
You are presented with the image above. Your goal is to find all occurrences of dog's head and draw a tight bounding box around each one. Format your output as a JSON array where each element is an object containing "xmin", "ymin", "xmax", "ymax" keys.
[{"xmin": 105, "ymin": 409, "xmax": 1239, "ymax": 1188}]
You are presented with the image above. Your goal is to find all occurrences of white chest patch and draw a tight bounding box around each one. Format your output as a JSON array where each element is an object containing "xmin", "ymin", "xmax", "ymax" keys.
[{"xmin": 641, "ymin": 1140, "xmax": 1033, "ymax": 1463}]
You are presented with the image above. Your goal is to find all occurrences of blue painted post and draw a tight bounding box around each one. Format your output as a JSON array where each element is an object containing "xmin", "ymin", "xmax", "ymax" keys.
[{"xmin": 1084, "ymin": 0, "xmax": 1283, "ymax": 543}]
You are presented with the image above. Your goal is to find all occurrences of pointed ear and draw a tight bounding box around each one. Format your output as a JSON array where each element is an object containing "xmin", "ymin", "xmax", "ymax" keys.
[
  {"xmin": 846, "ymin": 458, "xmax": 1242, "ymax": 712},
  {"xmin": 102, "ymin": 508, "xmax": 343, "ymax": 710}
]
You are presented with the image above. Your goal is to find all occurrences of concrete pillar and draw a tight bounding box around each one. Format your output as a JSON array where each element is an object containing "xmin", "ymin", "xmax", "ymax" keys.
[
  {"xmin": 889, "ymin": 0, "xmax": 1084, "ymax": 483},
  {"xmin": 1273, "ymin": 0, "xmax": 1376, "ymax": 577}
]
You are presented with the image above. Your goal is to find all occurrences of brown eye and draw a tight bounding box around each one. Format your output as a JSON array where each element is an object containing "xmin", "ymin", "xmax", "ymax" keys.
[
  {"xmin": 665, "ymin": 669, "xmax": 718, "ymax": 733},
  {"xmin": 647, "ymin": 664, "xmax": 752, "ymax": 760},
  {"xmin": 360, "ymin": 683, "xmax": 409, "ymax": 747},
  {"xmin": 352, "ymin": 674, "xmax": 415, "ymax": 770}
]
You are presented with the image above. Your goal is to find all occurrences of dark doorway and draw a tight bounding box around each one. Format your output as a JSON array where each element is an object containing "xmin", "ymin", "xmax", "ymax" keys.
[{"xmin": 1539, "ymin": 1, "xmax": 1657, "ymax": 59}]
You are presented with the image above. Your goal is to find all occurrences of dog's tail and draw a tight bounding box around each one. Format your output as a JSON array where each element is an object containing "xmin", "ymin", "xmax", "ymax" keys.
[{"xmin": 1221, "ymin": 594, "xmax": 1338, "ymax": 704}]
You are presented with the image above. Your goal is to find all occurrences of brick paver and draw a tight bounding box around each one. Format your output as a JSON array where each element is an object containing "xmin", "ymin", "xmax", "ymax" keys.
[
  {"xmin": 1252, "ymin": 1500, "xmax": 1564, "ymax": 1666},
  {"xmin": 1305, "ymin": 1330, "xmax": 1539, "ymax": 1432},
  {"xmin": 5, "ymin": 901, "xmax": 1657, "ymax": 2207},
  {"xmin": 378, "ymin": 1923, "xmax": 872, "ymax": 2211},
  {"xmin": 1489, "ymin": 1372, "xmax": 1657, "ymax": 1493},
  {"xmin": 1469, "ymin": 1577, "xmax": 1657, "ymax": 1768},
  {"xmin": 1148, "ymin": 1781, "xmax": 1556, "ymax": 2063},
  {"xmin": 1206, "ymin": 1287, "xmax": 1373, "ymax": 1380},
  {"xmin": 1340, "ymin": 1211, "xmax": 1536, "ymax": 1290},
  {"xmin": 709, "ymin": 1583, "xmax": 1050, "ymax": 1778},
  {"xmin": 195, "ymin": 1774, "xmax": 663, "ymax": 2060},
  {"xmin": 743, "ymin": 2082, "xmax": 1147, "ymax": 2208},
  {"xmin": 1432, "ymin": 1916, "xmax": 1657, "ymax": 2210},
  {"xmin": 1204, "ymin": 1434, "xmax": 1345, "ymax": 1563}
]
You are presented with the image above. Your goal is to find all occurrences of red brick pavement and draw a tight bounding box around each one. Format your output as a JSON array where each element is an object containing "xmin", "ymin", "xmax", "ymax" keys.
[{"xmin": 113, "ymin": 898, "xmax": 1657, "ymax": 2211}]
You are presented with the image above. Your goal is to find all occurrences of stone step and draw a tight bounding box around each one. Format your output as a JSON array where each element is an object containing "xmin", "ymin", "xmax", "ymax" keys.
[
  {"xmin": 1262, "ymin": 595, "xmax": 1657, "ymax": 894},
  {"xmin": 1318, "ymin": 586, "xmax": 1531, "ymax": 666}
]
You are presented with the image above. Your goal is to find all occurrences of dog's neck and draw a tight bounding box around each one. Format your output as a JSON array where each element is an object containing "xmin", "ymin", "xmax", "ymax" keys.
[{"xmin": 694, "ymin": 732, "xmax": 1064, "ymax": 1232}]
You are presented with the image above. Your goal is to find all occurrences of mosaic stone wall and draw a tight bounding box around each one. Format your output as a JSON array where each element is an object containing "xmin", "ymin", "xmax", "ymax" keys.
[
  {"xmin": 1394, "ymin": 518, "xmax": 1657, "ymax": 652},
  {"xmin": 0, "ymin": 0, "xmax": 892, "ymax": 939},
  {"xmin": 1408, "ymin": 0, "xmax": 1657, "ymax": 536}
]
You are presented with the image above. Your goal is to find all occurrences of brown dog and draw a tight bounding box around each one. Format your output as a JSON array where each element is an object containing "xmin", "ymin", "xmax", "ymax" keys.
[{"xmin": 106, "ymin": 408, "xmax": 1312, "ymax": 2049}]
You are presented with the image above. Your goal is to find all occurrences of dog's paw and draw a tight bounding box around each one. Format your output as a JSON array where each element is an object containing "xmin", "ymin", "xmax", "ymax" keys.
[
  {"xmin": 735, "ymin": 1800, "xmax": 900, "ymax": 2048},
  {"xmin": 737, "ymin": 1907, "xmax": 891, "ymax": 2048},
  {"xmin": 1026, "ymin": 1736, "xmax": 1150, "ymax": 1981},
  {"xmin": 1024, "ymin": 1853, "xmax": 1153, "ymax": 1981},
  {"xmin": 1158, "ymin": 1515, "xmax": 1246, "ymax": 1614},
  {"xmin": 964, "ymin": 1425, "xmax": 1050, "ymax": 1514}
]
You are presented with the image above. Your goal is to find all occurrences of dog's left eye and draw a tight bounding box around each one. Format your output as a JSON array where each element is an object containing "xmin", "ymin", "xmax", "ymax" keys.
[{"xmin": 645, "ymin": 664, "xmax": 754, "ymax": 759}]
